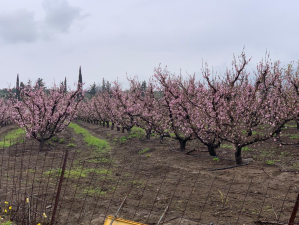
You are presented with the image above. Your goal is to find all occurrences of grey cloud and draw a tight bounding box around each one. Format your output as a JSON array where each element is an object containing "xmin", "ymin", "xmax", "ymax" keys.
[
  {"xmin": 0, "ymin": 9, "xmax": 37, "ymax": 43},
  {"xmin": 0, "ymin": 0, "xmax": 89, "ymax": 44},
  {"xmin": 42, "ymin": 0, "xmax": 89, "ymax": 33}
]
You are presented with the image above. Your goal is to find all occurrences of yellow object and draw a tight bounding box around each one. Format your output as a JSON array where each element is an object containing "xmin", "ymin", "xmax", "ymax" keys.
[{"xmin": 103, "ymin": 215, "xmax": 147, "ymax": 225}]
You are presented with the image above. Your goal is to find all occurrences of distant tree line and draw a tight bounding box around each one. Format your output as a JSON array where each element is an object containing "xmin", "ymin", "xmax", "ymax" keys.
[
  {"xmin": 85, "ymin": 79, "xmax": 148, "ymax": 99},
  {"xmin": 0, "ymin": 67, "xmax": 159, "ymax": 100},
  {"xmin": 0, "ymin": 76, "xmax": 47, "ymax": 99}
]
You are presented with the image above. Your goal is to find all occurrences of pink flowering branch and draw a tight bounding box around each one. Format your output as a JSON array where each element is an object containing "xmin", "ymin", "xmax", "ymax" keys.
[
  {"xmin": 0, "ymin": 99, "xmax": 12, "ymax": 127},
  {"xmin": 215, "ymin": 52, "xmax": 291, "ymax": 164},
  {"xmin": 9, "ymin": 82, "xmax": 84, "ymax": 151},
  {"xmin": 153, "ymin": 65, "xmax": 195, "ymax": 151}
]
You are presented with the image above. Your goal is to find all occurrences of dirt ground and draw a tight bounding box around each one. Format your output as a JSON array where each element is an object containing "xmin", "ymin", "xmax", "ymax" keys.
[{"xmin": 0, "ymin": 121, "xmax": 299, "ymax": 225}]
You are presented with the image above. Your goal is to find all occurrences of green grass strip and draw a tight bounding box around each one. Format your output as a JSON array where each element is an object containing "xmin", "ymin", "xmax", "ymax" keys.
[
  {"xmin": 0, "ymin": 128, "xmax": 26, "ymax": 147},
  {"xmin": 68, "ymin": 122, "xmax": 110, "ymax": 153}
]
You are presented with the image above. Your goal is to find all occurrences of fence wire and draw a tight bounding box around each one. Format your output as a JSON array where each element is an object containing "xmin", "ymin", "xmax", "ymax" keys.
[{"xmin": 0, "ymin": 138, "xmax": 298, "ymax": 225}]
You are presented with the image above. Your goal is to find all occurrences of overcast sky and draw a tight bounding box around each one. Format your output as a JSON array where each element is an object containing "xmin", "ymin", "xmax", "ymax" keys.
[{"xmin": 0, "ymin": 0, "xmax": 298, "ymax": 90}]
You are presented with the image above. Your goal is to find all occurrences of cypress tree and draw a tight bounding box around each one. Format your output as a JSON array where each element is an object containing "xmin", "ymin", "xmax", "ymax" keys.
[
  {"xmin": 64, "ymin": 77, "xmax": 67, "ymax": 93},
  {"xmin": 36, "ymin": 78, "xmax": 45, "ymax": 88},
  {"xmin": 16, "ymin": 74, "xmax": 20, "ymax": 101},
  {"xmin": 20, "ymin": 82, "xmax": 25, "ymax": 90},
  {"xmin": 78, "ymin": 66, "xmax": 83, "ymax": 84},
  {"xmin": 102, "ymin": 78, "xmax": 106, "ymax": 92},
  {"xmin": 141, "ymin": 80, "xmax": 147, "ymax": 97},
  {"xmin": 78, "ymin": 66, "xmax": 83, "ymax": 99},
  {"xmin": 89, "ymin": 82, "xmax": 97, "ymax": 97}
]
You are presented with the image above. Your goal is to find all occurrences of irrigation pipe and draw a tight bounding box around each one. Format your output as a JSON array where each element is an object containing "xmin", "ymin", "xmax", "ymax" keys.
[
  {"xmin": 168, "ymin": 147, "xmax": 249, "ymax": 171},
  {"xmin": 206, "ymin": 162, "xmax": 249, "ymax": 171}
]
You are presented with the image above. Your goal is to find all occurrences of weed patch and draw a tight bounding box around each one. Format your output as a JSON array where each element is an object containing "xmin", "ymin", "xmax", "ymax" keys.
[
  {"xmin": 51, "ymin": 136, "xmax": 59, "ymax": 142},
  {"xmin": 138, "ymin": 148, "xmax": 150, "ymax": 154},
  {"xmin": 221, "ymin": 144, "xmax": 233, "ymax": 149},
  {"xmin": 0, "ymin": 128, "xmax": 26, "ymax": 147},
  {"xmin": 243, "ymin": 146, "xmax": 253, "ymax": 152},
  {"xmin": 43, "ymin": 167, "xmax": 111, "ymax": 179},
  {"xmin": 290, "ymin": 134, "xmax": 299, "ymax": 139},
  {"xmin": 67, "ymin": 143, "xmax": 77, "ymax": 147},
  {"xmin": 265, "ymin": 160, "xmax": 275, "ymax": 165},
  {"xmin": 68, "ymin": 122, "xmax": 110, "ymax": 153},
  {"xmin": 129, "ymin": 127, "xmax": 145, "ymax": 139},
  {"xmin": 83, "ymin": 186, "xmax": 107, "ymax": 196},
  {"xmin": 119, "ymin": 136, "xmax": 127, "ymax": 143}
]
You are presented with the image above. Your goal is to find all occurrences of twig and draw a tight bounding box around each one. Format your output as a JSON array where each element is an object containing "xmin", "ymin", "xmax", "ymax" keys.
[
  {"xmin": 271, "ymin": 203, "xmax": 278, "ymax": 220},
  {"xmin": 186, "ymin": 149, "xmax": 196, "ymax": 155},
  {"xmin": 156, "ymin": 206, "xmax": 168, "ymax": 225},
  {"xmin": 27, "ymin": 195, "xmax": 31, "ymax": 225}
]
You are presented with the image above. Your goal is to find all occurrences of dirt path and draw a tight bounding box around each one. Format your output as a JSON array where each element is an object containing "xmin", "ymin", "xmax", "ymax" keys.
[
  {"xmin": 1, "ymin": 121, "xmax": 299, "ymax": 224},
  {"xmin": 73, "ymin": 120, "xmax": 299, "ymax": 184},
  {"xmin": 69, "ymin": 120, "xmax": 299, "ymax": 224}
]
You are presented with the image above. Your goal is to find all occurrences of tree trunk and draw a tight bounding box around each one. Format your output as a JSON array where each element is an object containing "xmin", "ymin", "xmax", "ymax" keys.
[
  {"xmin": 111, "ymin": 123, "xmax": 114, "ymax": 130},
  {"xmin": 117, "ymin": 126, "xmax": 120, "ymax": 131},
  {"xmin": 179, "ymin": 139, "xmax": 187, "ymax": 152},
  {"xmin": 121, "ymin": 127, "xmax": 125, "ymax": 133},
  {"xmin": 234, "ymin": 144, "xmax": 243, "ymax": 165},
  {"xmin": 126, "ymin": 127, "xmax": 131, "ymax": 134},
  {"xmin": 296, "ymin": 115, "xmax": 299, "ymax": 130},
  {"xmin": 39, "ymin": 139, "xmax": 45, "ymax": 152},
  {"xmin": 207, "ymin": 145, "xmax": 217, "ymax": 156},
  {"xmin": 146, "ymin": 129, "xmax": 151, "ymax": 139},
  {"xmin": 106, "ymin": 121, "xmax": 109, "ymax": 128},
  {"xmin": 247, "ymin": 129, "xmax": 252, "ymax": 136},
  {"xmin": 102, "ymin": 121, "xmax": 105, "ymax": 127}
]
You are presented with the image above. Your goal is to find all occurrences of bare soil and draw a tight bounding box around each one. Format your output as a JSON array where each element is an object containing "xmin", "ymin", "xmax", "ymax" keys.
[{"xmin": 0, "ymin": 121, "xmax": 299, "ymax": 225}]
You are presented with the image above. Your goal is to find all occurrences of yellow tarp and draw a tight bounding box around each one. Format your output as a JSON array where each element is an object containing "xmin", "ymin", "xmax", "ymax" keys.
[{"xmin": 103, "ymin": 215, "xmax": 147, "ymax": 225}]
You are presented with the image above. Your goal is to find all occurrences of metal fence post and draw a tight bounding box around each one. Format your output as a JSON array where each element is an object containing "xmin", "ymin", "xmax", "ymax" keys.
[
  {"xmin": 289, "ymin": 193, "xmax": 299, "ymax": 225},
  {"xmin": 50, "ymin": 149, "xmax": 69, "ymax": 225}
]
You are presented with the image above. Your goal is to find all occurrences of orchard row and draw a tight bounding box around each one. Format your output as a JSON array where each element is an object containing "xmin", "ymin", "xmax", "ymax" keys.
[
  {"xmin": 1, "ymin": 50, "xmax": 298, "ymax": 165},
  {"xmin": 77, "ymin": 51, "xmax": 299, "ymax": 165}
]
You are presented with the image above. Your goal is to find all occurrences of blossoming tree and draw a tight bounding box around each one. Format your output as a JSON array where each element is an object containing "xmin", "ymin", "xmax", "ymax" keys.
[
  {"xmin": 0, "ymin": 99, "xmax": 11, "ymax": 127},
  {"xmin": 9, "ymin": 83, "xmax": 84, "ymax": 151},
  {"xmin": 214, "ymin": 52, "xmax": 292, "ymax": 164}
]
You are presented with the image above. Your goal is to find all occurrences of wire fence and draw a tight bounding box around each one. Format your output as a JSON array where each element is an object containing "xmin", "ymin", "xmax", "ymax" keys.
[{"xmin": 0, "ymin": 138, "xmax": 298, "ymax": 225}]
